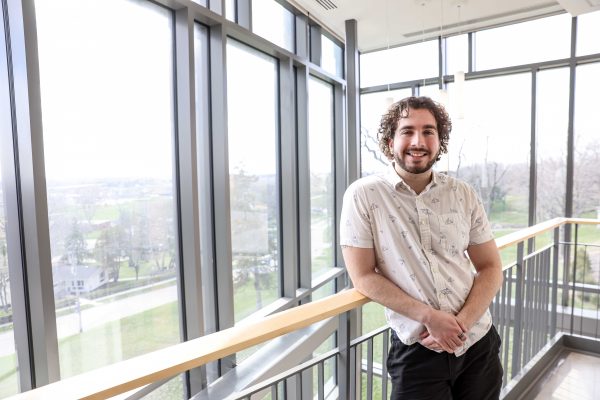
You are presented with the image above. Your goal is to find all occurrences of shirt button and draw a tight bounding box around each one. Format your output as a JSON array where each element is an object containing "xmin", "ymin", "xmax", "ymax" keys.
[{"xmin": 421, "ymin": 220, "xmax": 426, "ymax": 225}]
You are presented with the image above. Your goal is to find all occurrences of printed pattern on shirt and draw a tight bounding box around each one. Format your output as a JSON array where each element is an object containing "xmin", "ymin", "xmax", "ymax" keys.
[{"xmin": 340, "ymin": 166, "xmax": 495, "ymax": 356}]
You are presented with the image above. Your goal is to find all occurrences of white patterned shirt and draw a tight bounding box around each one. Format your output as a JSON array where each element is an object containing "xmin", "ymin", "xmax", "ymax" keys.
[{"xmin": 340, "ymin": 165, "xmax": 495, "ymax": 356}]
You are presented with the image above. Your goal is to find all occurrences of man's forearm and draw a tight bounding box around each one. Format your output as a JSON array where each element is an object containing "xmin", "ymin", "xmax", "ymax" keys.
[{"xmin": 457, "ymin": 266, "xmax": 503, "ymax": 329}]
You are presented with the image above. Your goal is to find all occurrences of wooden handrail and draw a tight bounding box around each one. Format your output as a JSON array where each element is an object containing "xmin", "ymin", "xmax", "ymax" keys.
[{"xmin": 9, "ymin": 218, "xmax": 599, "ymax": 399}]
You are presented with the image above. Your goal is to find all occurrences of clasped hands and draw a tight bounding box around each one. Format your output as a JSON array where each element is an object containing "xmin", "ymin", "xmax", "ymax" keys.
[{"xmin": 419, "ymin": 309, "xmax": 468, "ymax": 353}]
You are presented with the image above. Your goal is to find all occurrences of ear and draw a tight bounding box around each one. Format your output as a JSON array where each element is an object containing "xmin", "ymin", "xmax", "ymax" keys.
[{"xmin": 388, "ymin": 137, "xmax": 394, "ymax": 153}]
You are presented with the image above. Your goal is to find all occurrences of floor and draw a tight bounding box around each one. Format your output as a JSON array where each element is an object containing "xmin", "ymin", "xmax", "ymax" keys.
[{"xmin": 533, "ymin": 351, "xmax": 600, "ymax": 400}]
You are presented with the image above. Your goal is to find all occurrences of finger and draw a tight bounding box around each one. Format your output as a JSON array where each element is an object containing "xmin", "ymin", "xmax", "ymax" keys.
[
  {"xmin": 457, "ymin": 331, "xmax": 467, "ymax": 342},
  {"xmin": 456, "ymin": 318, "xmax": 467, "ymax": 333},
  {"xmin": 420, "ymin": 330, "xmax": 430, "ymax": 339}
]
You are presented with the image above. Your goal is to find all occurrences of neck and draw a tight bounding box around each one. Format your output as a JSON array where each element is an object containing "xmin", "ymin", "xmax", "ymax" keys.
[{"xmin": 394, "ymin": 165, "xmax": 433, "ymax": 194}]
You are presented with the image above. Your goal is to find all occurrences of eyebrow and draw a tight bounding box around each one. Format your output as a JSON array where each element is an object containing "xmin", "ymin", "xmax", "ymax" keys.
[{"xmin": 397, "ymin": 124, "xmax": 438, "ymax": 131}]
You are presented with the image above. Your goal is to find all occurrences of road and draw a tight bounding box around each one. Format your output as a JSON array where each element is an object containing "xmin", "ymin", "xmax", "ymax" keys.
[{"xmin": 0, "ymin": 282, "xmax": 177, "ymax": 357}]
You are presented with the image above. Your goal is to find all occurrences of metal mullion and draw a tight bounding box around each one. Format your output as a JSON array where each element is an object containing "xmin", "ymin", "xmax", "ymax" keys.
[
  {"xmin": 344, "ymin": 19, "xmax": 360, "ymax": 185},
  {"xmin": 295, "ymin": 14, "xmax": 309, "ymax": 59},
  {"xmin": 174, "ymin": 7, "xmax": 206, "ymax": 395},
  {"xmin": 280, "ymin": 57, "xmax": 299, "ymax": 299},
  {"xmin": 0, "ymin": 0, "xmax": 33, "ymax": 391},
  {"xmin": 296, "ymin": 66, "xmax": 311, "ymax": 292},
  {"xmin": 3, "ymin": 0, "xmax": 59, "ymax": 387},
  {"xmin": 333, "ymin": 82, "xmax": 346, "ymax": 269},
  {"xmin": 209, "ymin": 23, "xmax": 236, "ymax": 375},
  {"xmin": 529, "ymin": 69, "xmax": 537, "ymax": 232}
]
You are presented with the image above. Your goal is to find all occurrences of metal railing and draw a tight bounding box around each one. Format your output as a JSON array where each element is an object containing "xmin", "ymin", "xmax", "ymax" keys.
[
  {"xmin": 228, "ymin": 221, "xmax": 600, "ymax": 399},
  {"xmin": 9, "ymin": 219, "xmax": 599, "ymax": 400}
]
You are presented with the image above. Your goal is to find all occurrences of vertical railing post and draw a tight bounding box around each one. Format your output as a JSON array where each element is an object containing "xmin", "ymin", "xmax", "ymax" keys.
[
  {"xmin": 569, "ymin": 224, "xmax": 579, "ymax": 335},
  {"xmin": 337, "ymin": 310, "xmax": 351, "ymax": 399},
  {"xmin": 550, "ymin": 227, "xmax": 560, "ymax": 335},
  {"xmin": 511, "ymin": 242, "xmax": 525, "ymax": 378}
]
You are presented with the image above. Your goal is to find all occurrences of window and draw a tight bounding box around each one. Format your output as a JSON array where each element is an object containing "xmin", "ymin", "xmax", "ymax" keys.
[
  {"xmin": 226, "ymin": 0, "xmax": 235, "ymax": 21},
  {"xmin": 361, "ymin": 40, "xmax": 439, "ymax": 87},
  {"xmin": 445, "ymin": 34, "xmax": 468, "ymax": 74},
  {"xmin": 536, "ymin": 68, "xmax": 569, "ymax": 222},
  {"xmin": 321, "ymin": 34, "xmax": 344, "ymax": 78},
  {"xmin": 360, "ymin": 89, "xmax": 412, "ymax": 176},
  {"xmin": 445, "ymin": 74, "xmax": 531, "ymax": 239},
  {"xmin": 576, "ymin": 11, "xmax": 600, "ymax": 56},
  {"xmin": 475, "ymin": 14, "xmax": 571, "ymax": 71},
  {"xmin": 573, "ymin": 63, "xmax": 600, "ymax": 218},
  {"xmin": 0, "ymin": 169, "xmax": 18, "ymax": 399},
  {"xmin": 252, "ymin": 0, "xmax": 295, "ymax": 52},
  {"xmin": 0, "ymin": 4, "xmax": 18, "ymax": 395},
  {"xmin": 308, "ymin": 77, "xmax": 335, "ymax": 279},
  {"xmin": 35, "ymin": 0, "xmax": 181, "ymax": 381},
  {"xmin": 226, "ymin": 39, "xmax": 280, "ymax": 322}
]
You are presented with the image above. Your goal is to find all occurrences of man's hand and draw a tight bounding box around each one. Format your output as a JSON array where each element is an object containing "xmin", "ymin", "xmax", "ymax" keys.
[{"xmin": 418, "ymin": 309, "xmax": 467, "ymax": 353}]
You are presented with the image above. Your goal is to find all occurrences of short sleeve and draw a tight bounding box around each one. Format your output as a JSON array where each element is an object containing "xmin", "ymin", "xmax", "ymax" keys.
[
  {"xmin": 339, "ymin": 182, "xmax": 375, "ymax": 248},
  {"xmin": 466, "ymin": 185, "xmax": 494, "ymax": 245}
]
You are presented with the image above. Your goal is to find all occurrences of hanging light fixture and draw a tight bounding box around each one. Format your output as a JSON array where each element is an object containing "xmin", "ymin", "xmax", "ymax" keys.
[
  {"xmin": 438, "ymin": 0, "xmax": 449, "ymax": 106},
  {"xmin": 453, "ymin": 0, "xmax": 466, "ymax": 119}
]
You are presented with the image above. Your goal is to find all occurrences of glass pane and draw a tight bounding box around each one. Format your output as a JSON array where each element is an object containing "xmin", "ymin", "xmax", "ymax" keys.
[
  {"xmin": 445, "ymin": 74, "xmax": 531, "ymax": 259},
  {"xmin": 0, "ymin": 3, "xmax": 18, "ymax": 394},
  {"xmin": 227, "ymin": 40, "xmax": 280, "ymax": 322},
  {"xmin": 321, "ymin": 35, "xmax": 343, "ymax": 78},
  {"xmin": 536, "ymin": 68, "xmax": 569, "ymax": 222},
  {"xmin": 445, "ymin": 34, "xmax": 468, "ymax": 75},
  {"xmin": 252, "ymin": 0, "xmax": 294, "ymax": 52},
  {"xmin": 360, "ymin": 89, "xmax": 412, "ymax": 176},
  {"xmin": 475, "ymin": 14, "xmax": 571, "ymax": 71},
  {"xmin": 226, "ymin": 0, "xmax": 235, "ymax": 21},
  {"xmin": 0, "ymin": 170, "xmax": 18, "ymax": 398},
  {"xmin": 35, "ymin": 0, "xmax": 180, "ymax": 377},
  {"xmin": 308, "ymin": 77, "xmax": 335, "ymax": 279},
  {"xmin": 361, "ymin": 40, "xmax": 439, "ymax": 87},
  {"xmin": 577, "ymin": 11, "xmax": 600, "ymax": 56},
  {"xmin": 574, "ymin": 63, "xmax": 600, "ymax": 218}
]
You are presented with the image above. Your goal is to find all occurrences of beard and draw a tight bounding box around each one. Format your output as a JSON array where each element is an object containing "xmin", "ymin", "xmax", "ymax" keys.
[{"xmin": 393, "ymin": 150, "xmax": 439, "ymax": 175}]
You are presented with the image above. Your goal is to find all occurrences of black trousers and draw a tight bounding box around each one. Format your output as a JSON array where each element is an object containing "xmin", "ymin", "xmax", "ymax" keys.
[{"xmin": 387, "ymin": 326, "xmax": 503, "ymax": 400}]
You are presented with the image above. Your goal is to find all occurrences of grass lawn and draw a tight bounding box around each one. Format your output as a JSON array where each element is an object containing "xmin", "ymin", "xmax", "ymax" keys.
[
  {"xmin": 58, "ymin": 301, "xmax": 180, "ymax": 378},
  {"xmin": 0, "ymin": 353, "xmax": 17, "ymax": 399}
]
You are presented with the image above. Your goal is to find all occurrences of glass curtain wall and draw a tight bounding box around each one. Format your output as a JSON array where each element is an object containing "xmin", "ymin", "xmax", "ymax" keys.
[
  {"xmin": 308, "ymin": 77, "xmax": 335, "ymax": 279},
  {"xmin": 536, "ymin": 68, "xmax": 569, "ymax": 223},
  {"xmin": 446, "ymin": 74, "xmax": 531, "ymax": 234},
  {"xmin": 0, "ymin": 174, "xmax": 17, "ymax": 398},
  {"xmin": 226, "ymin": 39, "xmax": 280, "ymax": 323},
  {"xmin": 35, "ymin": 0, "xmax": 181, "ymax": 379},
  {"xmin": 0, "ymin": 4, "xmax": 17, "ymax": 393},
  {"xmin": 573, "ymin": 63, "xmax": 600, "ymax": 219},
  {"xmin": 252, "ymin": 0, "xmax": 295, "ymax": 52}
]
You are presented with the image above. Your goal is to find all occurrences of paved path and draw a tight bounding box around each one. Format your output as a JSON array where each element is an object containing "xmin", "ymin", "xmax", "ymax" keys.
[{"xmin": 0, "ymin": 283, "xmax": 177, "ymax": 357}]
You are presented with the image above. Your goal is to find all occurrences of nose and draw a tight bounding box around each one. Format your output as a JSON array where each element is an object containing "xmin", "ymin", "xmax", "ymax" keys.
[{"xmin": 410, "ymin": 131, "xmax": 426, "ymax": 147}]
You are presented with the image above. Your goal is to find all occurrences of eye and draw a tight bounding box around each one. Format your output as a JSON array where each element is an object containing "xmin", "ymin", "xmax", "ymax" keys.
[{"xmin": 424, "ymin": 129, "xmax": 437, "ymax": 136}]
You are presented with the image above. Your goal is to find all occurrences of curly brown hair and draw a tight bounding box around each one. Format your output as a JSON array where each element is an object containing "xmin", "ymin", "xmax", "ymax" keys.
[{"xmin": 377, "ymin": 96, "xmax": 451, "ymax": 161}]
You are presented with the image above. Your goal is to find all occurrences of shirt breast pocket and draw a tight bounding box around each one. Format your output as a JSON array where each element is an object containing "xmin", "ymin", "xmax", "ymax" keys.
[{"xmin": 438, "ymin": 213, "xmax": 469, "ymax": 257}]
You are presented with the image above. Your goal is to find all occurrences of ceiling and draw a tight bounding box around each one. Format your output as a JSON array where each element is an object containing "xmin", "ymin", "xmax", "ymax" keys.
[{"xmin": 287, "ymin": 0, "xmax": 600, "ymax": 53}]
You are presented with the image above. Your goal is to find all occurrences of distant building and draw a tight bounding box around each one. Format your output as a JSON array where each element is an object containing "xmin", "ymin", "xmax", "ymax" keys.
[{"xmin": 53, "ymin": 265, "xmax": 107, "ymax": 298}]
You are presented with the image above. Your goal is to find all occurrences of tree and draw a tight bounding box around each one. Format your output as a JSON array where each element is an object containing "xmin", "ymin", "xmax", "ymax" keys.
[
  {"xmin": 65, "ymin": 220, "xmax": 88, "ymax": 265},
  {"xmin": 95, "ymin": 225, "xmax": 125, "ymax": 282}
]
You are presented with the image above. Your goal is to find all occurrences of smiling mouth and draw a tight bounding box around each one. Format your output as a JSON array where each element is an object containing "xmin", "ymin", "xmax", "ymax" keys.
[{"xmin": 406, "ymin": 150, "xmax": 429, "ymax": 157}]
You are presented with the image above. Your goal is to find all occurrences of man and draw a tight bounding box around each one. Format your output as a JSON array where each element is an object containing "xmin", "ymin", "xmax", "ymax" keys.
[{"xmin": 340, "ymin": 96, "xmax": 504, "ymax": 399}]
